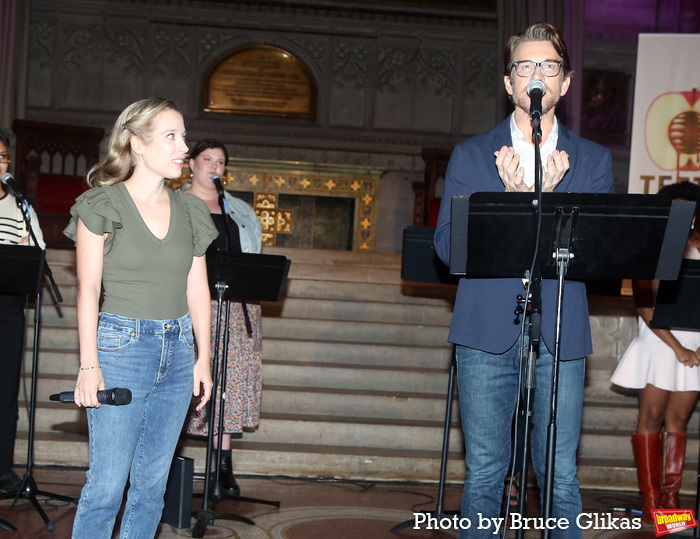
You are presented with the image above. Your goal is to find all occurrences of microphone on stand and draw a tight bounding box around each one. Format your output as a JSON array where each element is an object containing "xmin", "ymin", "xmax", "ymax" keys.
[
  {"xmin": 1, "ymin": 172, "xmax": 23, "ymax": 198},
  {"xmin": 527, "ymin": 79, "xmax": 546, "ymax": 125},
  {"xmin": 50, "ymin": 388, "xmax": 132, "ymax": 406},
  {"xmin": 211, "ymin": 173, "xmax": 224, "ymax": 196}
]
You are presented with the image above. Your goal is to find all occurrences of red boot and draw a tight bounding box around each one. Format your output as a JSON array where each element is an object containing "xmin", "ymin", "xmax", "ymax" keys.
[
  {"xmin": 661, "ymin": 432, "xmax": 686, "ymax": 509},
  {"xmin": 632, "ymin": 433, "xmax": 662, "ymax": 524}
]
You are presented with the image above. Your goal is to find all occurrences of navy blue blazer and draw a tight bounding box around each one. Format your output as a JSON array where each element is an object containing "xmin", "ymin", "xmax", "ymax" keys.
[{"xmin": 434, "ymin": 117, "xmax": 615, "ymax": 360}]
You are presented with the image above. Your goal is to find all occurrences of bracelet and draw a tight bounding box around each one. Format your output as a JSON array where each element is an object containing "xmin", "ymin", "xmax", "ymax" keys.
[{"xmin": 78, "ymin": 365, "xmax": 101, "ymax": 372}]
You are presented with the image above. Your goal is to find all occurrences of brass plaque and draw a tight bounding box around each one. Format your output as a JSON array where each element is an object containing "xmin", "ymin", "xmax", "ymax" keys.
[{"xmin": 204, "ymin": 45, "xmax": 315, "ymax": 118}]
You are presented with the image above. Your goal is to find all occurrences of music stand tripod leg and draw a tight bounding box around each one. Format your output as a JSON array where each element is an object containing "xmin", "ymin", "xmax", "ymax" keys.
[
  {"xmin": 13, "ymin": 290, "xmax": 78, "ymax": 532},
  {"xmin": 391, "ymin": 346, "xmax": 459, "ymax": 532},
  {"xmin": 207, "ymin": 301, "xmax": 280, "ymax": 508},
  {"xmin": 192, "ymin": 296, "xmax": 279, "ymax": 538}
]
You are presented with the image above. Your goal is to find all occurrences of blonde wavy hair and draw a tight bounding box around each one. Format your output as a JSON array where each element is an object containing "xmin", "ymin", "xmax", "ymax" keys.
[{"xmin": 87, "ymin": 97, "xmax": 181, "ymax": 187}]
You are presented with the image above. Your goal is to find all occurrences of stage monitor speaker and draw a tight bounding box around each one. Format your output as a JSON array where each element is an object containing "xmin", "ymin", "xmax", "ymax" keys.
[{"xmin": 162, "ymin": 456, "xmax": 193, "ymax": 529}]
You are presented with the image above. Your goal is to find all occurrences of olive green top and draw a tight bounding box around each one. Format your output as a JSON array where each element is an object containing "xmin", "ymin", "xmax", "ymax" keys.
[{"xmin": 64, "ymin": 182, "xmax": 218, "ymax": 320}]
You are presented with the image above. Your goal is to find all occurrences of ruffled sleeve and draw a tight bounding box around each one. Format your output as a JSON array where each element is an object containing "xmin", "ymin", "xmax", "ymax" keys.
[
  {"xmin": 180, "ymin": 190, "xmax": 218, "ymax": 256},
  {"xmin": 63, "ymin": 185, "xmax": 124, "ymax": 254}
]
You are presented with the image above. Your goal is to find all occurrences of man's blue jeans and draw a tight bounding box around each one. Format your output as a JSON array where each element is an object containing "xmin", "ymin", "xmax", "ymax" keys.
[
  {"xmin": 72, "ymin": 312, "xmax": 195, "ymax": 539},
  {"xmin": 456, "ymin": 339, "xmax": 584, "ymax": 538}
]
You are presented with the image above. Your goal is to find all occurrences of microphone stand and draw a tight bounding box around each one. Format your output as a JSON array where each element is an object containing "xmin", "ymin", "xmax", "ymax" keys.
[
  {"xmin": 8, "ymin": 193, "xmax": 77, "ymax": 532},
  {"xmin": 191, "ymin": 192, "xmax": 279, "ymax": 538},
  {"xmin": 512, "ymin": 113, "xmax": 543, "ymax": 539}
]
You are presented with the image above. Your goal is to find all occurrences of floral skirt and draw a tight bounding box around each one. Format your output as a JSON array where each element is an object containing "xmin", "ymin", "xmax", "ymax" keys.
[{"xmin": 185, "ymin": 300, "xmax": 262, "ymax": 435}]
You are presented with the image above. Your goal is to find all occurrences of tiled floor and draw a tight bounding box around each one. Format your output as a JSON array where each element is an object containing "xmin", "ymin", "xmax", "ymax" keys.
[{"xmin": 0, "ymin": 466, "xmax": 696, "ymax": 538}]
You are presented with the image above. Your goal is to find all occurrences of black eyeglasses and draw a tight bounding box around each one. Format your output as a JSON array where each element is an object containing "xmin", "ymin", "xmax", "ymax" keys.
[
  {"xmin": 512, "ymin": 60, "xmax": 564, "ymax": 78},
  {"xmin": 0, "ymin": 154, "xmax": 9, "ymax": 164}
]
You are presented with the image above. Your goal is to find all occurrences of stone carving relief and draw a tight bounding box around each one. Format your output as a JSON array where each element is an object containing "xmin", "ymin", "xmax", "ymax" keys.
[
  {"xmin": 378, "ymin": 44, "xmax": 456, "ymax": 98},
  {"xmin": 417, "ymin": 46, "xmax": 456, "ymax": 98},
  {"xmin": 332, "ymin": 40, "xmax": 370, "ymax": 90},
  {"xmin": 24, "ymin": 2, "xmax": 498, "ymax": 146},
  {"xmin": 153, "ymin": 25, "xmax": 193, "ymax": 79},
  {"xmin": 463, "ymin": 49, "xmax": 498, "ymax": 97},
  {"xmin": 28, "ymin": 19, "xmax": 55, "ymax": 69},
  {"xmin": 62, "ymin": 23, "xmax": 145, "ymax": 76}
]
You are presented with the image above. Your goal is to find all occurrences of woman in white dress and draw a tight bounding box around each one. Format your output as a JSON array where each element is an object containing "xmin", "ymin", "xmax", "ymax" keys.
[{"xmin": 611, "ymin": 181, "xmax": 700, "ymax": 523}]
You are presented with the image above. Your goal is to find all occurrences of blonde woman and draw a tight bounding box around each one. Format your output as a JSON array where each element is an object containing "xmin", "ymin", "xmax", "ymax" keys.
[{"xmin": 64, "ymin": 98, "xmax": 217, "ymax": 538}]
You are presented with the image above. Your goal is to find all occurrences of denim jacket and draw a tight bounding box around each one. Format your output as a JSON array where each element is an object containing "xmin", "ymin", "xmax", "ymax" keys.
[
  {"xmin": 182, "ymin": 185, "xmax": 262, "ymax": 254},
  {"xmin": 221, "ymin": 191, "xmax": 262, "ymax": 254}
]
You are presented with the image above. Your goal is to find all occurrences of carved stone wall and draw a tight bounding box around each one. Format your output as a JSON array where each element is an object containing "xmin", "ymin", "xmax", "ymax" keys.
[
  {"xmin": 18, "ymin": 0, "xmax": 501, "ymax": 252},
  {"xmin": 24, "ymin": 0, "xmax": 498, "ymax": 144},
  {"xmin": 16, "ymin": 1, "xmax": 654, "ymax": 252}
]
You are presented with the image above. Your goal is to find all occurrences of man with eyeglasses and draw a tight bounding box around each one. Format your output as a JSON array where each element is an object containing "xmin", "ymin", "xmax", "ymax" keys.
[
  {"xmin": 434, "ymin": 22, "xmax": 614, "ymax": 538},
  {"xmin": 0, "ymin": 134, "xmax": 45, "ymax": 497}
]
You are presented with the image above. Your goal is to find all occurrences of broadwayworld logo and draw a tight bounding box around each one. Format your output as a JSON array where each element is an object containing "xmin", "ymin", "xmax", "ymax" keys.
[{"xmin": 651, "ymin": 509, "xmax": 699, "ymax": 536}]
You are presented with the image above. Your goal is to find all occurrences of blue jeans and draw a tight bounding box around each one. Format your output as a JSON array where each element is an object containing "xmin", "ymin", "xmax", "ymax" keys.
[
  {"xmin": 72, "ymin": 312, "xmax": 195, "ymax": 539},
  {"xmin": 456, "ymin": 339, "xmax": 584, "ymax": 539}
]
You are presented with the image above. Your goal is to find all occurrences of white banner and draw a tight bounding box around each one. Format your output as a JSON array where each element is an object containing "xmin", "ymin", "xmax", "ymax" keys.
[{"xmin": 628, "ymin": 34, "xmax": 700, "ymax": 194}]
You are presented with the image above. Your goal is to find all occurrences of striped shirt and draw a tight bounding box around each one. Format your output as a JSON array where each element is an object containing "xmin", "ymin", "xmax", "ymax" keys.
[{"xmin": 0, "ymin": 192, "xmax": 45, "ymax": 248}]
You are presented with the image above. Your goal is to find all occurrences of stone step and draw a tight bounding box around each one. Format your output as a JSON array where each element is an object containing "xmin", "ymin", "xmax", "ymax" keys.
[
  {"xmin": 21, "ymin": 376, "xmax": 683, "ymax": 459},
  {"xmin": 18, "ymin": 387, "xmax": 463, "ymax": 435},
  {"xmin": 264, "ymin": 296, "xmax": 454, "ymax": 325},
  {"xmin": 282, "ymin": 278, "xmax": 457, "ymax": 305},
  {"xmin": 261, "ymin": 317, "xmax": 449, "ymax": 346},
  {"xmin": 579, "ymin": 428, "xmax": 700, "ymax": 461},
  {"xmin": 19, "ymin": 249, "xmax": 653, "ymax": 491},
  {"xmin": 13, "ymin": 434, "xmax": 468, "ymax": 484},
  {"xmin": 24, "ymin": 340, "xmax": 454, "ymax": 376},
  {"xmin": 263, "ymin": 361, "xmax": 452, "ymax": 393},
  {"xmin": 31, "ymin": 290, "xmax": 455, "ymax": 328},
  {"xmin": 17, "ymin": 401, "xmax": 467, "ymax": 453},
  {"xmin": 23, "ymin": 346, "xmax": 639, "ymax": 408},
  {"xmin": 25, "ymin": 318, "xmax": 452, "ymax": 351},
  {"xmin": 263, "ymin": 338, "xmax": 453, "ymax": 368},
  {"xmin": 14, "ymin": 434, "xmax": 700, "ymax": 497},
  {"xmin": 34, "ymin": 281, "xmax": 458, "ymax": 314}
]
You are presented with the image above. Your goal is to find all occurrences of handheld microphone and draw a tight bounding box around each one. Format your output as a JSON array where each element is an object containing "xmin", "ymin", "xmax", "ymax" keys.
[
  {"xmin": 1, "ymin": 172, "xmax": 23, "ymax": 197},
  {"xmin": 50, "ymin": 388, "xmax": 132, "ymax": 406},
  {"xmin": 211, "ymin": 173, "xmax": 224, "ymax": 196},
  {"xmin": 527, "ymin": 80, "xmax": 546, "ymax": 124}
]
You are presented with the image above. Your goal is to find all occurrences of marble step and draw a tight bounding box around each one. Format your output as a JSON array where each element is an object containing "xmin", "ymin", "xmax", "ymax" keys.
[
  {"xmin": 14, "ymin": 367, "xmax": 655, "ymax": 425},
  {"xmin": 22, "ymin": 249, "xmax": 658, "ymax": 493},
  {"xmin": 18, "ymin": 387, "xmax": 462, "ymax": 434},
  {"xmin": 16, "ymin": 408, "xmax": 652, "ymax": 469},
  {"xmin": 19, "ymin": 357, "xmax": 630, "ymax": 406},
  {"xmin": 283, "ymin": 278, "xmax": 457, "ymax": 305},
  {"xmin": 13, "ymin": 433, "xmax": 467, "ymax": 483},
  {"xmin": 34, "ymin": 281, "xmax": 458, "ymax": 317},
  {"xmin": 24, "ymin": 339, "xmax": 454, "ymax": 374},
  {"xmin": 26, "ymin": 317, "xmax": 451, "ymax": 352},
  {"xmin": 30, "ymin": 288, "xmax": 456, "ymax": 327},
  {"xmin": 263, "ymin": 296, "xmax": 454, "ymax": 325},
  {"xmin": 14, "ymin": 433, "xmax": 700, "ymax": 496}
]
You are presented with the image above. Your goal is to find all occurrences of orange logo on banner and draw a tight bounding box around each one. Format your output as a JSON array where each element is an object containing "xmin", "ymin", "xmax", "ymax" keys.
[
  {"xmin": 645, "ymin": 88, "xmax": 700, "ymax": 181},
  {"xmin": 651, "ymin": 509, "xmax": 699, "ymax": 536}
]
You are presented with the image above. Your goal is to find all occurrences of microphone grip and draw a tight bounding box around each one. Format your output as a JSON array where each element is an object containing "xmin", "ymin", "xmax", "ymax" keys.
[
  {"xmin": 211, "ymin": 173, "xmax": 224, "ymax": 196},
  {"xmin": 530, "ymin": 92, "xmax": 542, "ymax": 122},
  {"xmin": 50, "ymin": 388, "xmax": 132, "ymax": 405}
]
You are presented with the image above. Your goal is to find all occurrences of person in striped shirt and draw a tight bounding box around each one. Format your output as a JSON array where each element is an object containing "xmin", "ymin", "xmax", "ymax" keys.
[{"xmin": 0, "ymin": 133, "xmax": 44, "ymax": 495}]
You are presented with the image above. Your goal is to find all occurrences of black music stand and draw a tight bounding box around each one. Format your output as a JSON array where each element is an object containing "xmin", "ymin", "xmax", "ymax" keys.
[
  {"xmin": 450, "ymin": 192, "xmax": 694, "ymax": 535},
  {"xmin": 0, "ymin": 245, "xmax": 75, "ymax": 533},
  {"xmin": 651, "ymin": 259, "xmax": 700, "ymax": 331},
  {"xmin": 191, "ymin": 250, "xmax": 290, "ymax": 538},
  {"xmin": 647, "ymin": 260, "xmax": 700, "ymax": 538},
  {"xmin": 390, "ymin": 226, "xmax": 459, "ymax": 533}
]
